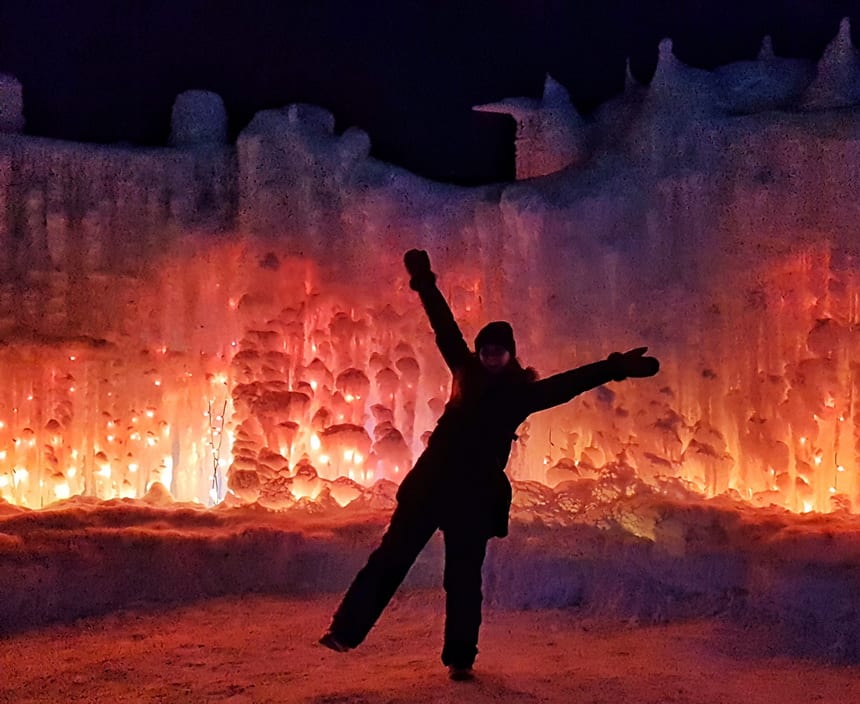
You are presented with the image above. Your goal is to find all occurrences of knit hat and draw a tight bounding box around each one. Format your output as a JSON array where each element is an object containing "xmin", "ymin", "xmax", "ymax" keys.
[{"xmin": 474, "ymin": 321, "xmax": 516, "ymax": 357}]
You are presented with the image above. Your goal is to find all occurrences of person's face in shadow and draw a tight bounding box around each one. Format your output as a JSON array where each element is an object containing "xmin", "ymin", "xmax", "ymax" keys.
[{"xmin": 479, "ymin": 344, "xmax": 511, "ymax": 374}]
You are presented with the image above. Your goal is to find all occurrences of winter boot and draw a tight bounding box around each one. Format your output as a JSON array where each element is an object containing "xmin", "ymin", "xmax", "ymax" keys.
[
  {"xmin": 318, "ymin": 631, "xmax": 351, "ymax": 653},
  {"xmin": 447, "ymin": 665, "xmax": 475, "ymax": 681}
]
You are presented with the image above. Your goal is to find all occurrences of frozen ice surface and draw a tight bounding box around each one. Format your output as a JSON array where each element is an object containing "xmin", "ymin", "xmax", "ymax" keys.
[{"xmin": 3, "ymin": 62, "xmax": 860, "ymax": 513}]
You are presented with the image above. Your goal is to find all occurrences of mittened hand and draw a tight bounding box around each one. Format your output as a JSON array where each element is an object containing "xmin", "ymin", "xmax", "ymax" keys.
[
  {"xmin": 404, "ymin": 249, "xmax": 431, "ymax": 277},
  {"xmin": 608, "ymin": 347, "xmax": 660, "ymax": 381},
  {"xmin": 404, "ymin": 249, "xmax": 436, "ymax": 290}
]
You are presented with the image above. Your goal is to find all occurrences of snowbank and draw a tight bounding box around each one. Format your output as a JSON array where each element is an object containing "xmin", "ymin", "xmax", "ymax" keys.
[{"xmin": 2, "ymin": 491, "xmax": 859, "ymax": 660}]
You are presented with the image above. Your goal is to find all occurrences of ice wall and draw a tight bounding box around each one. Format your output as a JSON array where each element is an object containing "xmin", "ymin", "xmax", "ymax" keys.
[{"xmin": 1, "ymin": 25, "xmax": 860, "ymax": 513}]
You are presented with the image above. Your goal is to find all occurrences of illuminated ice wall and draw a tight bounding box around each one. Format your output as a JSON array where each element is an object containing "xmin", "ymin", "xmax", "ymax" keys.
[{"xmin": 1, "ymin": 25, "xmax": 860, "ymax": 513}]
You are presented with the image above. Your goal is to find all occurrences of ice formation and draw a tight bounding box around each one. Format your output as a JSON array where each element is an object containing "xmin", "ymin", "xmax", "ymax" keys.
[
  {"xmin": 0, "ymin": 74, "xmax": 24, "ymax": 133},
  {"xmin": 473, "ymin": 74, "xmax": 588, "ymax": 179},
  {"xmin": 803, "ymin": 17, "xmax": 860, "ymax": 109},
  {"xmin": 714, "ymin": 36, "xmax": 817, "ymax": 114},
  {"xmin": 169, "ymin": 90, "xmax": 229, "ymax": 148},
  {"xmin": 0, "ymin": 21, "xmax": 860, "ymax": 520}
]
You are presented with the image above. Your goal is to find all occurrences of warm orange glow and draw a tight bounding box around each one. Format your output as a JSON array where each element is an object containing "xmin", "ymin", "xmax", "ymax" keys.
[{"xmin": 0, "ymin": 244, "xmax": 855, "ymax": 515}]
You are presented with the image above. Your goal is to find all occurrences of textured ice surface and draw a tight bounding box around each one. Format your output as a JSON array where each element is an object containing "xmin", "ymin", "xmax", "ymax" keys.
[
  {"xmin": 1, "ymin": 23, "xmax": 860, "ymax": 514},
  {"xmin": 169, "ymin": 90, "xmax": 229, "ymax": 147},
  {"xmin": 473, "ymin": 74, "xmax": 588, "ymax": 179}
]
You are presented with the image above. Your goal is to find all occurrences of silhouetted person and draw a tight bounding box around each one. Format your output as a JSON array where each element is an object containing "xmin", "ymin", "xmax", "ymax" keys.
[{"xmin": 320, "ymin": 249, "xmax": 659, "ymax": 680}]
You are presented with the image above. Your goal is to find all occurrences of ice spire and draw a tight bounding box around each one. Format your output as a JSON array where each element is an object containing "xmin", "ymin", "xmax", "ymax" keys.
[
  {"xmin": 473, "ymin": 75, "xmax": 587, "ymax": 179},
  {"xmin": 803, "ymin": 17, "xmax": 860, "ymax": 109},
  {"xmin": 645, "ymin": 38, "xmax": 721, "ymax": 118}
]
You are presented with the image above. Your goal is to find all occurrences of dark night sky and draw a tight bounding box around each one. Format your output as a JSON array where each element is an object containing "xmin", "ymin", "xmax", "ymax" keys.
[{"xmin": 0, "ymin": 0, "xmax": 855, "ymax": 184}]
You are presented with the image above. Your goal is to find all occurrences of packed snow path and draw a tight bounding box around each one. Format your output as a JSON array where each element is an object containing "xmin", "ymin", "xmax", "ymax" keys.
[{"xmin": 2, "ymin": 591, "xmax": 859, "ymax": 704}]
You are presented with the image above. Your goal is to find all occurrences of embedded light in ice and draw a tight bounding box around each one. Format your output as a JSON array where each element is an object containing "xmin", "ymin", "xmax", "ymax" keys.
[
  {"xmin": 53, "ymin": 479, "xmax": 71, "ymax": 500},
  {"xmin": 1, "ymin": 51, "xmax": 860, "ymax": 518}
]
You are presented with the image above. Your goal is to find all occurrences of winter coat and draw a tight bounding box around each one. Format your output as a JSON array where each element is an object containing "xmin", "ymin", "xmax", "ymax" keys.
[{"xmin": 396, "ymin": 277, "xmax": 621, "ymax": 539}]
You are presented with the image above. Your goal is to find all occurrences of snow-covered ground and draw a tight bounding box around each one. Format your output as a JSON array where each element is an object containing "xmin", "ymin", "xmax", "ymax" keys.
[
  {"xmin": 3, "ymin": 591, "xmax": 860, "ymax": 704},
  {"xmin": 2, "ymin": 490, "xmax": 860, "ymax": 702}
]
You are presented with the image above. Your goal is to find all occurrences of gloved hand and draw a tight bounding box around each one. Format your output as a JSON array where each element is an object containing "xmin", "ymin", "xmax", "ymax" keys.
[
  {"xmin": 404, "ymin": 249, "xmax": 436, "ymax": 290},
  {"xmin": 607, "ymin": 347, "xmax": 659, "ymax": 381}
]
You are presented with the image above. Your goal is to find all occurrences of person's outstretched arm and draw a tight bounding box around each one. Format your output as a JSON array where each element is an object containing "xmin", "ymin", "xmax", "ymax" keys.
[
  {"xmin": 523, "ymin": 347, "xmax": 659, "ymax": 414},
  {"xmin": 404, "ymin": 249, "xmax": 470, "ymax": 371}
]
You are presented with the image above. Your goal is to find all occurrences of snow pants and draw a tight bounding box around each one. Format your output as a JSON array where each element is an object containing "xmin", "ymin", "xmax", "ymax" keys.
[{"xmin": 329, "ymin": 499, "xmax": 489, "ymax": 668}]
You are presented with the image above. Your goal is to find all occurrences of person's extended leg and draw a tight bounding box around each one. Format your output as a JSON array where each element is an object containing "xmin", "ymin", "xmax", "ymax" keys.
[
  {"xmin": 326, "ymin": 500, "xmax": 437, "ymax": 649},
  {"xmin": 441, "ymin": 528, "xmax": 488, "ymax": 672}
]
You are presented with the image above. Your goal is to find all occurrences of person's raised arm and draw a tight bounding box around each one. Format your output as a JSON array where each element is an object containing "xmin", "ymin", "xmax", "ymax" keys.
[
  {"xmin": 404, "ymin": 249, "xmax": 470, "ymax": 371},
  {"xmin": 523, "ymin": 347, "xmax": 659, "ymax": 414}
]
